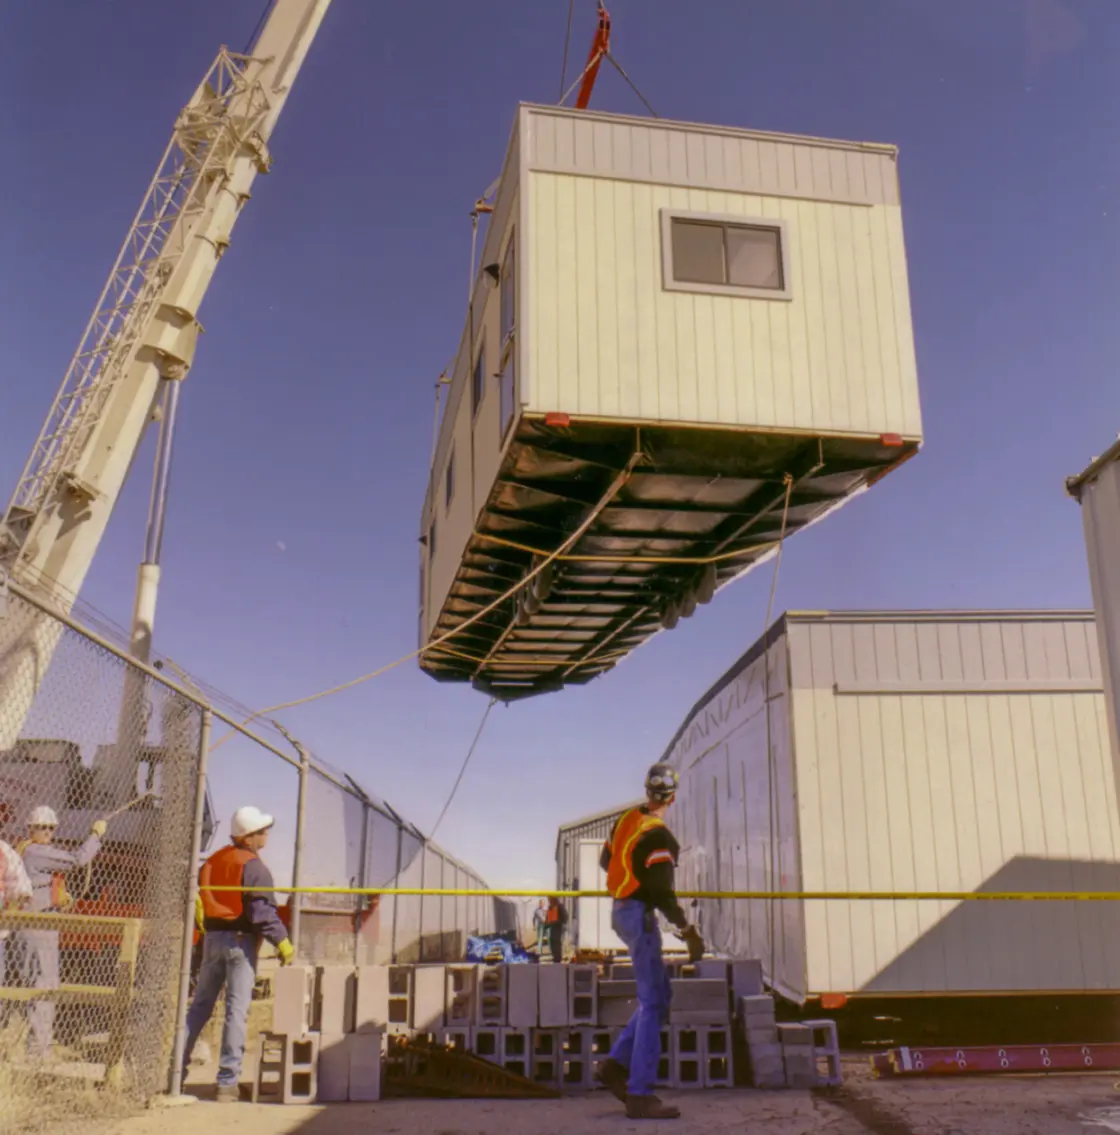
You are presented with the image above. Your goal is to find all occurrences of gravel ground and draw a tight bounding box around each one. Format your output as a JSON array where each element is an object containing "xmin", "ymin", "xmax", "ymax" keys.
[{"xmin": 86, "ymin": 1060, "xmax": 1120, "ymax": 1135}]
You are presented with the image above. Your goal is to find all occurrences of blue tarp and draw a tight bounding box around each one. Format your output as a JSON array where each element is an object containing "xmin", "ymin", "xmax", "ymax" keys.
[{"xmin": 466, "ymin": 934, "xmax": 537, "ymax": 964}]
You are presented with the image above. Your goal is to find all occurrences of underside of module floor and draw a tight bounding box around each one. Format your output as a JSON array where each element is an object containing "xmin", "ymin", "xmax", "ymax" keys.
[{"xmin": 422, "ymin": 421, "xmax": 916, "ymax": 699}]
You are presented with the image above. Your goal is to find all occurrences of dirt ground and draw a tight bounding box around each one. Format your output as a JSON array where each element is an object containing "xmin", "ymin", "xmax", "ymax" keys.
[{"xmin": 85, "ymin": 1060, "xmax": 1120, "ymax": 1135}]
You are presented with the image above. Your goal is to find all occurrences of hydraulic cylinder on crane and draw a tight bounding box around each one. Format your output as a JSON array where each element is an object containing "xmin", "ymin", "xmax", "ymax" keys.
[{"xmin": 0, "ymin": 0, "xmax": 333, "ymax": 757}]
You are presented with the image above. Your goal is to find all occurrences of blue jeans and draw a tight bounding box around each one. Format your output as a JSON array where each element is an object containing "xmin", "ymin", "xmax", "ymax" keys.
[
  {"xmin": 183, "ymin": 931, "xmax": 259, "ymax": 1087},
  {"xmin": 608, "ymin": 899, "xmax": 672, "ymax": 1096}
]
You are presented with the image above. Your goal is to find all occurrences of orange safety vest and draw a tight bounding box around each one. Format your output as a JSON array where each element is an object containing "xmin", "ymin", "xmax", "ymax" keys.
[
  {"xmin": 546, "ymin": 904, "xmax": 560, "ymax": 924},
  {"xmin": 16, "ymin": 839, "xmax": 71, "ymax": 910},
  {"xmin": 199, "ymin": 845, "xmax": 257, "ymax": 922},
  {"xmin": 605, "ymin": 808, "xmax": 666, "ymax": 900}
]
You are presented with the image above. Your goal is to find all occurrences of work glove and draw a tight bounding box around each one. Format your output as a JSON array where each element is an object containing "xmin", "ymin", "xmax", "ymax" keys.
[
  {"xmin": 276, "ymin": 939, "xmax": 295, "ymax": 967},
  {"xmin": 194, "ymin": 893, "xmax": 205, "ymax": 936},
  {"xmin": 678, "ymin": 924, "xmax": 705, "ymax": 963},
  {"xmin": 90, "ymin": 820, "xmax": 107, "ymax": 838}
]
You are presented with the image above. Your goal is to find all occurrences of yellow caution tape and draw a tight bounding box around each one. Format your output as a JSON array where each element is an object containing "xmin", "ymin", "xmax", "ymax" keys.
[{"xmin": 200, "ymin": 885, "xmax": 1120, "ymax": 902}]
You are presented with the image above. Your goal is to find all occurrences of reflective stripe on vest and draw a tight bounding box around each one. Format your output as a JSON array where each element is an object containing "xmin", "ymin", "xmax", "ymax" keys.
[
  {"xmin": 605, "ymin": 808, "xmax": 665, "ymax": 900},
  {"xmin": 199, "ymin": 845, "xmax": 257, "ymax": 921},
  {"xmin": 15, "ymin": 838, "xmax": 71, "ymax": 909}
]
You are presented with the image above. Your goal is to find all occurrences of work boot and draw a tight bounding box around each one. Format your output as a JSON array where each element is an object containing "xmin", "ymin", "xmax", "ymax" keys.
[
  {"xmin": 215, "ymin": 1084, "xmax": 239, "ymax": 1104},
  {"xmin": 626, "ymin": 1094, "xmax": 680, "ymax": 1120},
  {"xmin": 594, "ymin": 1057, "xmax": 629, "ymax": 1102}
]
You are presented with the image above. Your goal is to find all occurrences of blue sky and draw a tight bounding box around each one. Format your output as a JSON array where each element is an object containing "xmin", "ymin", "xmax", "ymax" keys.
[{"xmin": 1, "ymin": 0, "xmax": 1117, "ymax": 892}]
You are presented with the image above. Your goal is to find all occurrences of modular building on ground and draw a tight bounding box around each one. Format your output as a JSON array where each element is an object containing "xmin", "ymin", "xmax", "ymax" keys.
[
  {"xmin": 556, "ymin": 800, "xmax": 640, "ymax": 952},
  {"xmin": 661, "ymin": 609, "xmax": 1120, "ymax": 1003},
  {"xmin": 1068, "ymin": 438, "xmax": 1120, "ymax": 768},
  {"xmin": 419, "ymin": 103, "xmax": 923, "ymax": 701}
]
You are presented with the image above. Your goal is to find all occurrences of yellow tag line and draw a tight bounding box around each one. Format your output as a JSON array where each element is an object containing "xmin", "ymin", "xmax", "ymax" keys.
[{"xmin": 200, "ymin": 885, "xmax": 1120, "ymax": 902}]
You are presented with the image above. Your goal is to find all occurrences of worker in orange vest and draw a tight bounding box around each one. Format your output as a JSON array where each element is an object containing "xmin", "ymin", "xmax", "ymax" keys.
[
  {"xmin": 181, "ymin": 806, "xmax": 294, "ymax": 1103},
  {"xmin": 544, "ymin": 894, "xmax": 568, "ymax": 963},
  {"xmin": 594, "ymin": 763, "xmax": 704, "ymax": 1121}
]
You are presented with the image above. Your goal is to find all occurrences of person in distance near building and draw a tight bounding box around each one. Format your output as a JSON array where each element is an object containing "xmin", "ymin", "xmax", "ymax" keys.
[
  {"xmin": 594, "ymin": 763, "xmax": 705, "ymax": 1121},
  {"xmin": 182, "ymin": 806, "xmax": 295, "ymax": 1103},
  {"xmin": 545, "ymin": 893, "xmax": 569, "ymax": 963}
]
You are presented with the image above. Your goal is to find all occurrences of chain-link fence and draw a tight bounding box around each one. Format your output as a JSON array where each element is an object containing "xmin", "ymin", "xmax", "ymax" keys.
[
  {"xmin": 0, "ymin": 586, "xmax": 203, "ymax": 1134},
  {"xmin": 0, "ymin": 578, "xmax": 517, "ymax": 1133}
]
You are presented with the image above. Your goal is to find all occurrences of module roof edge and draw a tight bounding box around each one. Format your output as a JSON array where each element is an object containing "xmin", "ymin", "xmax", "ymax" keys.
[{"xmin": 519, "ymin": 101, "xmax": 898, "ymax": 157}]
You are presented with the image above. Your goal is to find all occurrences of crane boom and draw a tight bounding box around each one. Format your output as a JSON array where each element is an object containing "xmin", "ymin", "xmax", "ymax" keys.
[{"xmin": 0, "ymin": 0, "xmax": 332, "ymax": 748}]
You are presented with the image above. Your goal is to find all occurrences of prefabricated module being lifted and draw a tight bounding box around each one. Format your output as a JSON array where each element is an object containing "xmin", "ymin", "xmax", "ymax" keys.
[{"xmin": 419, "ymin": 104, "xmax": 924, "ymax": 700}]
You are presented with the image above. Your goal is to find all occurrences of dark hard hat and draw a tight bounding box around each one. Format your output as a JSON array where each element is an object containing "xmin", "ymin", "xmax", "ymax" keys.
[{"xmin": 645, "ymin": 763, "xmax": 679, "ymax": 801}]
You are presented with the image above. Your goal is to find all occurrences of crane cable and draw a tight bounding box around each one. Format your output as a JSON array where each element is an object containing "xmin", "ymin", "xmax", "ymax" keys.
[
  {"xmin": 558, "ymin": 0, "xmax": 576, "ymax": 100},
  {"xmin": 428, "ymin": 696, "xmax": 498, "ymax": 840},
  {"xmin": 208, "ymin": 452, "xmax": 644, "ymax": 752}
]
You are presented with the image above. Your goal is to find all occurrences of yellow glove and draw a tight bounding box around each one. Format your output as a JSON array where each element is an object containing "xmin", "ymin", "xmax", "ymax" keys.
[
  {"xmin": 194, "ymin": 893, "xmax": 205, "ymax": 936},
  {"xmin": 276, "ymin": 939, "xmax": 295, "ymax": 966},
  {"xmin": 91, "ymin": 820, "xmax": 107, "ymax": 839}
]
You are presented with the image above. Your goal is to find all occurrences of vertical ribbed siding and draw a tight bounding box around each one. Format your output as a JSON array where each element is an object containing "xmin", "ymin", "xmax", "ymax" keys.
[
  {"xmin": 788, "ymin": 615, "xmax": 1120, "ymax": 995},
  {"xmin": 528, "ymin": 173, "xmax": 920, "ymax": 439},
  {"xmin": 664, "ymin": 632, "xmax": 806, "ymax": 1002}
]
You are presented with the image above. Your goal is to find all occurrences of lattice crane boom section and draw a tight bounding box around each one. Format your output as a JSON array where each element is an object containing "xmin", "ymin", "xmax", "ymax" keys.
[{"xmin": 0, "ymin": 0, "xmax": 332, "ymax": 608}]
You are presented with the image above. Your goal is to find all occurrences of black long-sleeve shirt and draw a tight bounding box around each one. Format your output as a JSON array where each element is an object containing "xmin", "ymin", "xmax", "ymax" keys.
[{"xmin": 601, "ymin": 809, "xmax": 688, "ymax": 929}]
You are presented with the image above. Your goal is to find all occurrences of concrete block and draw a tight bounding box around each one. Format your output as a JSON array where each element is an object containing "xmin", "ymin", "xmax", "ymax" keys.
[
  {"xmin": 531, "ymin": 1031, "xmax": 560, "ymax": 1086},
  {"xmin": 656, "ymin": 1027, "xmax": 675, "ymax": 1089},
  {"xmin": 283, "ymin": 1033, "xmax": 320, "ymax": 1104},
  {"xmin": 412, "ymin": 964, "xmax": 446, "ymax": 1033},
  {"xmin": 317, "ymin": 1032, "xmax": 351, "ymax": 1102},
  {"xmin": 445, "ymin": 966, "xmax": 478, "ymax": 1027},
  {"xmin": 348, "ymin": 1030, "xmax": 383, "ymax": 1101},
  {"xmin": 386, "ymin": 966, "xmax": 413, "ymax": 1036},
  {"xmin": 751, "ymin": 1050, "xmax": 787, "ymax": 1090},
  {"xmin": 739, "ymin": 994, "xmax": 776, "ymax": 1022},
  {"xmin": 538, "ymin": 965, "xmax": 569, "ymax": 1027},
  {"xmin": 783, "ymin": 1049, "xmax": 819, "ymax": 1089},
  {"xmin": 475, "ymin": 965, "xmax": 507, "ymax": 1026},
  {"xmin": 598, "ymin": 979, "xmax": 637, "ymax": 999},
  {"xmin": 253, "ymin": 1032, "xmax": 288, "ymax": 1103},
  {"xmin": 354, "ymin": 965, "xmax": 390, "ymax": 1032},
  {"xmin": 693, "ymin": 959, "xmax": 730, "ymax": 981},
  {"xmin": 598, "ymin": 996, "xmax": 636, "ymax": 1027},
  {"xmin": 671, "ymin": 978, "xmax": 728, "ymax": 1010},
  {"xmin": 272, "ymin": 965, "xmax": 314, "ymax": 1038},
  {"xmin": 506, "ymin": 964, "xmax": 538, "ymax": 1029},
  {"xmin": 673, "ymin": 1026, "xmax": 704, "ymax": 1090},
  {"xmin": 778, "ymin": 1023, "xmax": 814, "ymax": 1048},
  {"xmin": 472, "ymin": 1026, "xmax": 501, "ymax": 1063},
  {"xmin": 803, "ymin": 1018, "xmax": 843, "ymax": 1087},
  {"xmin": 568, "ymin": 965, "xmax": 598, "ymax": 1026},
  {"xmin": 500, "ymin": 1028, "xmax": 531, "ymax": 1078},
  {"xmin": 609, "ymin": 962, "xmax": 634, "ymax": 980},
  {"xmin": 318, "ymin": 967, "xmax": 356, "ymax": 1035},
  {"xmin": 731, "ymin": 959, "xmax": 764, "ymax": 1000},
  {"xmin": 746, "ymin": 1022, "xmax": 779, "ymax": 1049},
  {"xmin": 704, "ymin": 1026, "xmax": 733, "ymax": 1088}
]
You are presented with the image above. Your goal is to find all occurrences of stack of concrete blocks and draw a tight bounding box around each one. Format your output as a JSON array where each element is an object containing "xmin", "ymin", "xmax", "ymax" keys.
[
  {"xmin": 738, "ymin": 993, "xmax": 786, "ymax": 1089},
  {"xmin": 267, "ymin": 964, "xmax": 322, "ymax": 1103},
  {"xmin": 800, "ymin": 1019, "xmax": 843, "ymax": 1087},
  {"xmin": 777, "ymin": 1024, "xmax": 819, "ymax": 1088}
]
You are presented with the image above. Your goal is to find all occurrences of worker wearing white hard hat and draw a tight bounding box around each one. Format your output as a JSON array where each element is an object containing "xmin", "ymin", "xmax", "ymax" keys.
[
  {"xmin": 181, "ymin": 806, "xmax": 294, "ymax": 1103},
  {"xmin": 15, "ymin": 804, "xmax": 106, "ymax": 1060}
]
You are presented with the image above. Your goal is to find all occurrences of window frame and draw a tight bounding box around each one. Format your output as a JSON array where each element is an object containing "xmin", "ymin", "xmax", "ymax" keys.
[{"xmin": 659, "ymin": 208, "xmax": 792, "ymax": 301}]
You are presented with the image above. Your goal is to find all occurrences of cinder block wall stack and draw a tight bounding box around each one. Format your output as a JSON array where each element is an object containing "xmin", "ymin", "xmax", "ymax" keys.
[{"xmin": 263, "ymin": 957, "xmax": 842, "ymax": 1103}]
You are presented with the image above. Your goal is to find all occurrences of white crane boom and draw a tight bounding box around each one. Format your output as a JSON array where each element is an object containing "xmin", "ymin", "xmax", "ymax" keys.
[{"xmin": 0, "ymin": 0, "xmax": 332, "ymax": 749}]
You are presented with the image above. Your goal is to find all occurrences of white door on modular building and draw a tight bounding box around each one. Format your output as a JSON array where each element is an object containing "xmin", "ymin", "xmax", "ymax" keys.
[{"xmin": 577, "ymin": 840, "xmax": 626, "ymax": 952}]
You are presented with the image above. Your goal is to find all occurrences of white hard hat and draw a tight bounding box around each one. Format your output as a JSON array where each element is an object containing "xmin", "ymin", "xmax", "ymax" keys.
[
  {"xmin": 230, "ymin": 806, "xmax": 274, "ymax": 841},
  {"xmin": 28, "ymin": 805, "xmax": 58, "ymax": 828}
]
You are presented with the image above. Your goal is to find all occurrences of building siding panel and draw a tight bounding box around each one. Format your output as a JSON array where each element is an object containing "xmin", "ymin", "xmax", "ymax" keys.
[
  {"xmin": 528, "ymin": 173, "xmax": 918, "ymax": 437},
  {"xmin": 669, "ymin": 612, "xmax": 1120, "ymax": 998}
]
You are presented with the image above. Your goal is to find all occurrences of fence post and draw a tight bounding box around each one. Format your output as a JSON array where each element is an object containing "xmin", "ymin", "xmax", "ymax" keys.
[
  {"xmin": 169, "ymin": 707, "xmax": 212, "ymax": 1097},
  {"xmin": 390, "ymin": 823, "xmax": 403, "ymax": 963},
  {"xmin": 354, "ymin": 801, "xmax": 370, "ymax": 965},
  {"xmin": 290, "ymin": 742, "xmax": 310, "ymax": 952}
]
